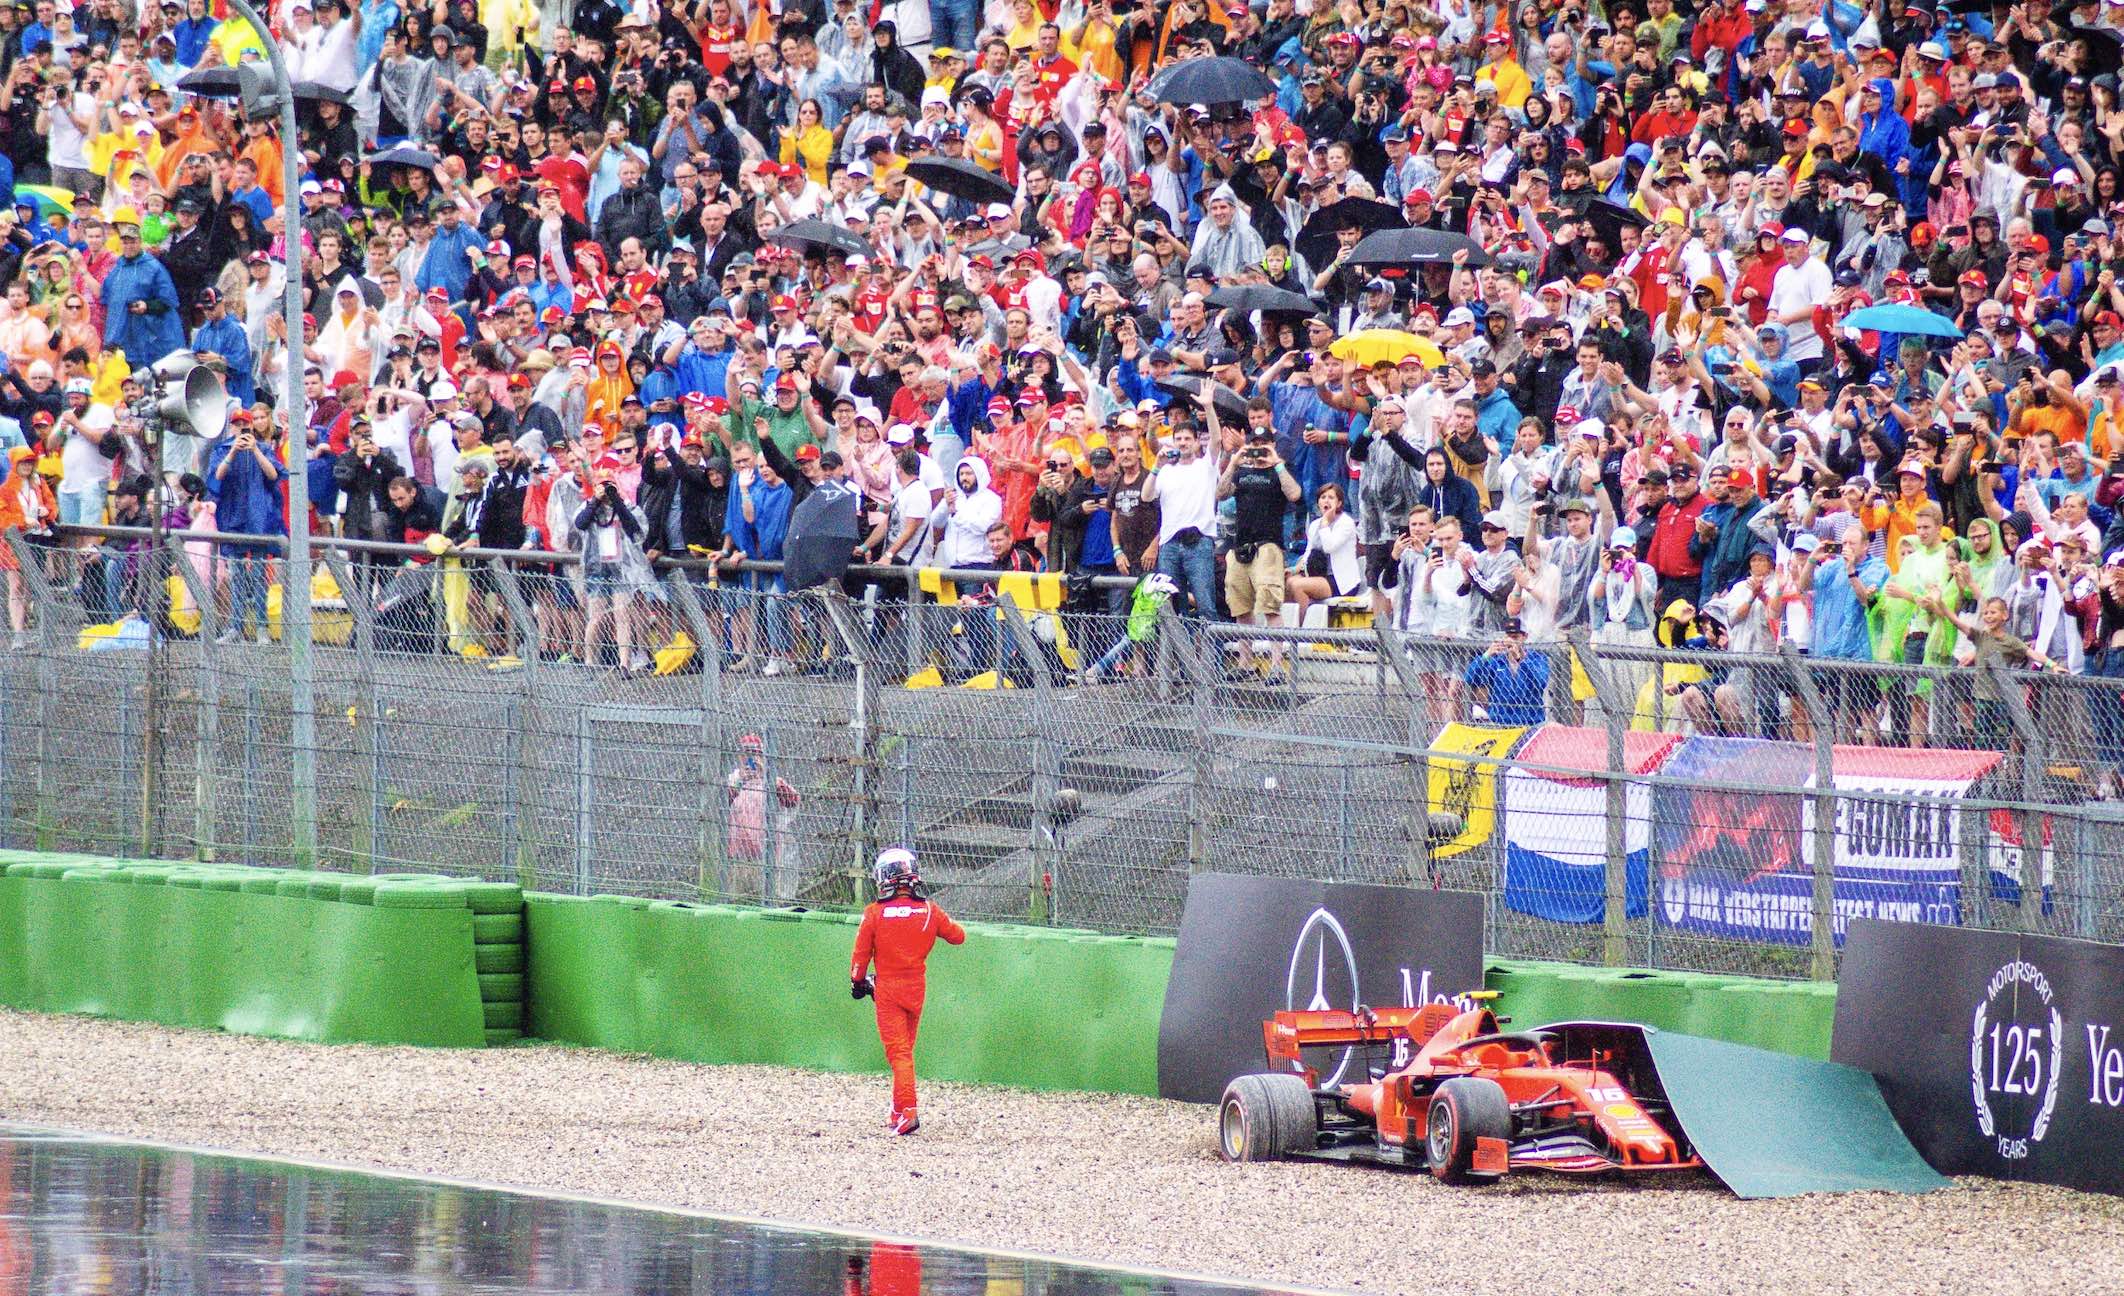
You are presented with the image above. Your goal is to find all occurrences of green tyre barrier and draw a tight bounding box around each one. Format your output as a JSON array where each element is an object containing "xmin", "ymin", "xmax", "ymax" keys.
[
  {"xmin": 373, "ymin": 882, "xmax": 471, "ymax": 909},
  {"xmin": 472, "ymin": 913, "xmax": 524, "ymax": 944},
  {"xmin": 525, "ymin": 895, "xmax": 1174, "ymax": 1093},
  {"xmin": 485, "ymin": 1028, "xmax": 522, "ymax": 1047},
  {"xmin": 461, "ymin": 882, "xmax": 524, "ymax": 915},
  {"xmin": 484, "ymin": 1001, "xmax": 523, "ymax": 1031},
  {"xmin": 0, "ymin": 854, "xmax": 488, "ymax": 1047},
  {"xmin": 340, "ymin": 879, "xmax": 380, "ymax": 905},
  {"xmin": 1485, "ymin": 960, "xmax": 1836, "ymax": 1060},
  {"xmin": 473, "ymin": 944, "xmax": 524, "ymax": 974},
  {"xmin": 478, "ymin": 973, "xmax": 524, "ymax": 1002}
]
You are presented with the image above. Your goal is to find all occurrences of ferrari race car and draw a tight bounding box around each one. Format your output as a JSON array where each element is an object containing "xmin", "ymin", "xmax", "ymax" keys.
[{"xmin": 1217, "ymin": 994, "xmax": 1703, "ymax": 1183}]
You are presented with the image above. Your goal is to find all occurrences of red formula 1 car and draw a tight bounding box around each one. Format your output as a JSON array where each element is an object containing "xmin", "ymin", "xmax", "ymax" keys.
[{"xmin": 1217, "ymin": 994, "xmax": 1702, "ymax": 1183}]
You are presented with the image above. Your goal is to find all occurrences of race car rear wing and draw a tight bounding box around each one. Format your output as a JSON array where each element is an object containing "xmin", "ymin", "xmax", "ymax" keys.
[{"xmin": 1262, "ymin": 1003, "xmax": 1465, "ymax": 1072}]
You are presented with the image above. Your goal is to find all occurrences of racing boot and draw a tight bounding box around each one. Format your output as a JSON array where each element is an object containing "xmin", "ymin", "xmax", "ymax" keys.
[{"xmin": 891, "ymin": 1108, "xmax": 920, "ymax": 1136}]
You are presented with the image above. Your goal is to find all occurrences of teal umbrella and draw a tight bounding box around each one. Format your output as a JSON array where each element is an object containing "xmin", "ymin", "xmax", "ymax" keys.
[{"xmin": 1842, "ymin": 304, "xmax": 1962, "ymax": 340}]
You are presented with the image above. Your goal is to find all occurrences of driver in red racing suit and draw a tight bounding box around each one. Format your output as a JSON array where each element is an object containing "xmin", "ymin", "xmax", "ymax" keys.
[{"xmin": 851, "ymin": 847, "xmax": 965, "ymax": 1135}]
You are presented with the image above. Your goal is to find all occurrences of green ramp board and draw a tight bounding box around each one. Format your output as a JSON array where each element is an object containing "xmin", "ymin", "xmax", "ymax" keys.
[{"xmin": 1641, "ymin": 1026, "xmax": 1949, "ymax": 1198}]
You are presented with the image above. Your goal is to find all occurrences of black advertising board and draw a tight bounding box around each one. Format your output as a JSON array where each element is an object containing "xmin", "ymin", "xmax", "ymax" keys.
[
  {"xmin": 1832, "ymin": 918, "xmax": 2124, "ymax": 1195},
  {"xmin": 1155, "ymin": 873, "xmax": 1485, "ymax": 1103}
]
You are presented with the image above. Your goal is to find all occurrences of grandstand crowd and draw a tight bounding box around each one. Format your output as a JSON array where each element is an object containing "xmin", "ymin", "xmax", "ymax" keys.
[{"xmin": 4, "ymin": 0, "xmax": 2124, "ymax": 752}]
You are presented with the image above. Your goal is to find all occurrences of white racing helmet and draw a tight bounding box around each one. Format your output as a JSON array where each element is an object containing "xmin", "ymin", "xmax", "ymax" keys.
[{"xmin": 873, "ymin": 847, "xmax": 920, "ymax": 895}]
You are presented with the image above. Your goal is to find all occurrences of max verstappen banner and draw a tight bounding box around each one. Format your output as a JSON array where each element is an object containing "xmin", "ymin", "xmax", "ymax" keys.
[
  {"xmin": 1832, "ymin": 919, "xmax": 2124, "ymax": 1195},
  {"xmin": 1424, "ymin": 724, "xmax": 1528, "ymax": 861},
  {"xmin": 1653, "ymin": 740, "xmax": 2000, "ymax": 946},
  {"xmin": 1502, "ymin": 726, "xmax": 1681, "ymax": 923},
  {"xmin": 1155, "ymin": 873, "xmax": 1484, "ymax": 1103}
]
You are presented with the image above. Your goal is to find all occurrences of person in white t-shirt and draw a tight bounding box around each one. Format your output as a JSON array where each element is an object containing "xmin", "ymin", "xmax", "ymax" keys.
[
  {"xmin": 1766, "ymin": 229, "xmax": 1832, "ymax": 367},
  {"xmin": 881, "ymin": 447, "xmax": 935, "ymax": 567},
  {"xmin": 1142, "ymin": 413, "xmax": 1219, "ymax": 618},
  {"xmin": 38, "ymin": 76, "xmax": 99, "ymax": 199}
]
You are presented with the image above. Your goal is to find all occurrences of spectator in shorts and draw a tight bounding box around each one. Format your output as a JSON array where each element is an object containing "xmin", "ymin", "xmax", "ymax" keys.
[
  {"xmin": 1288, "ymin": 482, "xmax": 1361, "ymax": 627},
  {"xmin": 1219, "ymin": 426, "xmax": 1300, "ymax": 677}
]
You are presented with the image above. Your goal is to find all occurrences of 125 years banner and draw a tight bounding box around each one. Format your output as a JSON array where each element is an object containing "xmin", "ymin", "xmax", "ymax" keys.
[{"xmin": 1833, "ymin": 919, "xmax": 2124, "ymax": 1196}]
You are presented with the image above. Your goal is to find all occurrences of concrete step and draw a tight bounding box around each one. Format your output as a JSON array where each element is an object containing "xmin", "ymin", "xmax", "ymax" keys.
[{"xmin": 913, "ymin": 821, "xmax": 1032, "ymax": 879}]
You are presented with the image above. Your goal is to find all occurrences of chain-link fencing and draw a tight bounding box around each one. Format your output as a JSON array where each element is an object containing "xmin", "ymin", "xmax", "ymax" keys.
[{"xmin": 9, "ymin": 524, "xmax": 2124, "ymax": 981}]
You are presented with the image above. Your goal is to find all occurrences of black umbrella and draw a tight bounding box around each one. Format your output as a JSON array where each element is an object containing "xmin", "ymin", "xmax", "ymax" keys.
[
  {"xmin": 1294, "ymin": 197, "xmax": 1408, "ymax": 275},
  {"xmin": 2068, "ymin": 23, "xmax": 2124, "ymax": 75},
  {"xmin": 1154, "ymin": 374, "xmax": 1251, "ymax": 423},
  {"xmin": 367, "ymin": 144, "xmax": 440, "ymax": 171},
  {"xmin": 1204, "ymin": 284, "xmax": 1321, "ymax": 317},
  {"xmin": 290, "ymin": 80, "xmax": 351, "ymax": 106},
  {"xmin": 768, "ymin": 218, "xmax": 871, "ymax": 259},
  {"xmin": 1344, "ymin": 227, "xmax": 1491, "ymax": 270},
  {"xmin": 1145, "ymin": 56, "xmax": 1278, "ymax": 106},
  {"xmin": 903, "ymin": 156, "xmax": 1015, "ymax": 207},
  {"xmin": 176, "ymin": 67, "xmax": 241, "ymax": 99},
  {"xmin": 783, "ymin": 479, "xmax": 863, "ymax": 592},
  {"xmin": 1554, "ymin": 193, "xmax": 1651, "ymax": 254}
]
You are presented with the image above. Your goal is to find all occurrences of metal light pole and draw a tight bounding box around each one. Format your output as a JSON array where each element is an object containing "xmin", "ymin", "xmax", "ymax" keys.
[{"xmin": 228, "ymin": 0, "xmax": 316, "ymax": 865}]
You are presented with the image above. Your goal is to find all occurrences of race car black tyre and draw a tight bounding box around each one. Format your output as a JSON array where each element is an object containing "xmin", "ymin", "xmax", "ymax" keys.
[
  {"xmin": 1427, "ymin": 1077, "xmax": 1511, "ymax": 1184},
  {"xmin": 1260, "ymin": 1072, "xmax": 1317, "ymax": 1154},
  {"xmin": 1217, "ymin": 1073, "xmax": 1315, "ymax": 1161}
]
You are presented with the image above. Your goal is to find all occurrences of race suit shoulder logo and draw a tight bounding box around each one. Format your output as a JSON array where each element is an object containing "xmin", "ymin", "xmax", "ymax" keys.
[{"xmin": 1971, "ymin": 958, "xmax": 2064, "ymax": 1161}]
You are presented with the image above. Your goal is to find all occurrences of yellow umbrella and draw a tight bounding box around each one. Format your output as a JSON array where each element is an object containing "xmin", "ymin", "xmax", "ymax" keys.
[{"xmin": 1330, "ymin": 329, "xmax": 1445, "ymax": 369}]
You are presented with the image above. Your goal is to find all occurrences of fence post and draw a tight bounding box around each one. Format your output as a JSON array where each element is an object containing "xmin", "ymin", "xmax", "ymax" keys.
[
  {"xmin": 1985, "ymin": 660, "xmax": 2047, "ymax": 934},
  {"xmin": 669, "ymin": 572, "xmax": 727, "ymax": 899},
  {"xmin": 320, "ymin": 549, "xmax": 375, "ymax": 871},
  {"xmin": 1373, "ymin": 626, "xmax": 1434, "ymax": 887},
  {"xmin": 999, "ymin": 594, "xmax": 1057, "ymax": 922},
  {"xmin": 489, "ymin": 561, "xmax": 543, "ymax": 889},
  {"xmin": 170, "ymin": 544, "xmax": 222, "ymax": 861},
  {"xmin": 815, "ymin": 588, "xmax": 880, "ymax": 904},
  {"xmin": 1574, "ymin": 639, "xmax": 1633, "ymax": 968},
  {"xmin": 572, "ymin": 703, "xmax": 593, "ymax": 896},
  {"xmin": 14, "ymin": 536, "xmax": 56, "ymax": 848},
  {"xmin": 1783, "ymin": 646, "xmax": 1839, "ymax": 981},
  {"xmin": 903, "ymin": 567, "xmax": 925, "ymax": 681},
  {"xmin": 1157, "ymin": 606, "xmax": 1215, "ymax": 874}
]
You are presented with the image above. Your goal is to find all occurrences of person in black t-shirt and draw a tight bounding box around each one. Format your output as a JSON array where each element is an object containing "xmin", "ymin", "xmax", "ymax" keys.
[{"xmin": 1219, "ymin": 426, "xmax": 1301, "ymax": 676}]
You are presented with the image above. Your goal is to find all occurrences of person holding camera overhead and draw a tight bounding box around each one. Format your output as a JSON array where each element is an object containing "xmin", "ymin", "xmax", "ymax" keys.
[{"xmin": 1218, "ymin": 424, "xmax": 1300, "ymax": 678}]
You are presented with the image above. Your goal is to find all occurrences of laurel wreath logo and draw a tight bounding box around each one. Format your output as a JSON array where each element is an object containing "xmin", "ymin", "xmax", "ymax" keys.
[
  {"xmin": 1971, "ymin": 999, "xmax": 1994, "ymax": 1139},
  {"xmin": 1970, "ymin": 961, "xmax": 2063, "ymax": 1153}
]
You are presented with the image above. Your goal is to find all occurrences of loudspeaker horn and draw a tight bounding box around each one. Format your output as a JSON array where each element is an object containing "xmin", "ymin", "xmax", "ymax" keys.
[{"xmin": 147, "ymin": 351, "xmax": 227, "ymax": 442}]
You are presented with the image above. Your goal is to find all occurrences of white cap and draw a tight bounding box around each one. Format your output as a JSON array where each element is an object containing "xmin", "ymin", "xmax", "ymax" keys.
[
  {"xmin": 886, "ymin": 423, "xmax": 915, "ymax": 445},
  {"xmin": 431, "ymin": 381, "xmax": 459, "ymax": 400},
  {"xmin": 2054, "ymin": 168, "xmax": 2080, "ymax": 186},
  {"xmin": 1780, "ymin": 227, "xmax": 1810, "ymax": 244},
  {"xmin": 921, "ymin": 86, "xmax": 950, "ymax": 108},
  {"xmin": 1609, "ymin": 526, "xmax": 1637, "ymax": 548},
  {"xmin": 985, "ymin": 201, "xmax": 1013, "ymax": 219},
  {"xmin": 63, "ymin": 377, "xmax": 92, "ymax": 395},
  {"xmin": 1443, "ymin": 306, "xmax": 1475, "ymax": 327},
  {"xmin": 1793, "ymin": 533, "xmax": 1822, "ymax": 553},
  {"xmin": 299, "ymin": 179, "xmax": 321, "ymax": 195},
  {"xmin": 1480, "ymin": 509, "xmax": 1509, "ymax": 530}
]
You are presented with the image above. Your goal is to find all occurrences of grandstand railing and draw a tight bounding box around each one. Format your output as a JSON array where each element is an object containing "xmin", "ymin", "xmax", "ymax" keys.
[{"xmin": 9, "ymin": 523, "xmax": 2122, "ymax": 980}]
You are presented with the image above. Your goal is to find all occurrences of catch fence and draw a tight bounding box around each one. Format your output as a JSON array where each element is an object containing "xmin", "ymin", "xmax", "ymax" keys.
[{"xmin": 9, "ymin": 524, "xmax": 2124, "ymax": 980}]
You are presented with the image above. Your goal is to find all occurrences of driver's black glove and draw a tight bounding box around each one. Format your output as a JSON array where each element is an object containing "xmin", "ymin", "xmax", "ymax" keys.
[{"xmin": 851, "ymin": 977, "xmax": 873, "ymax": 1000}]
